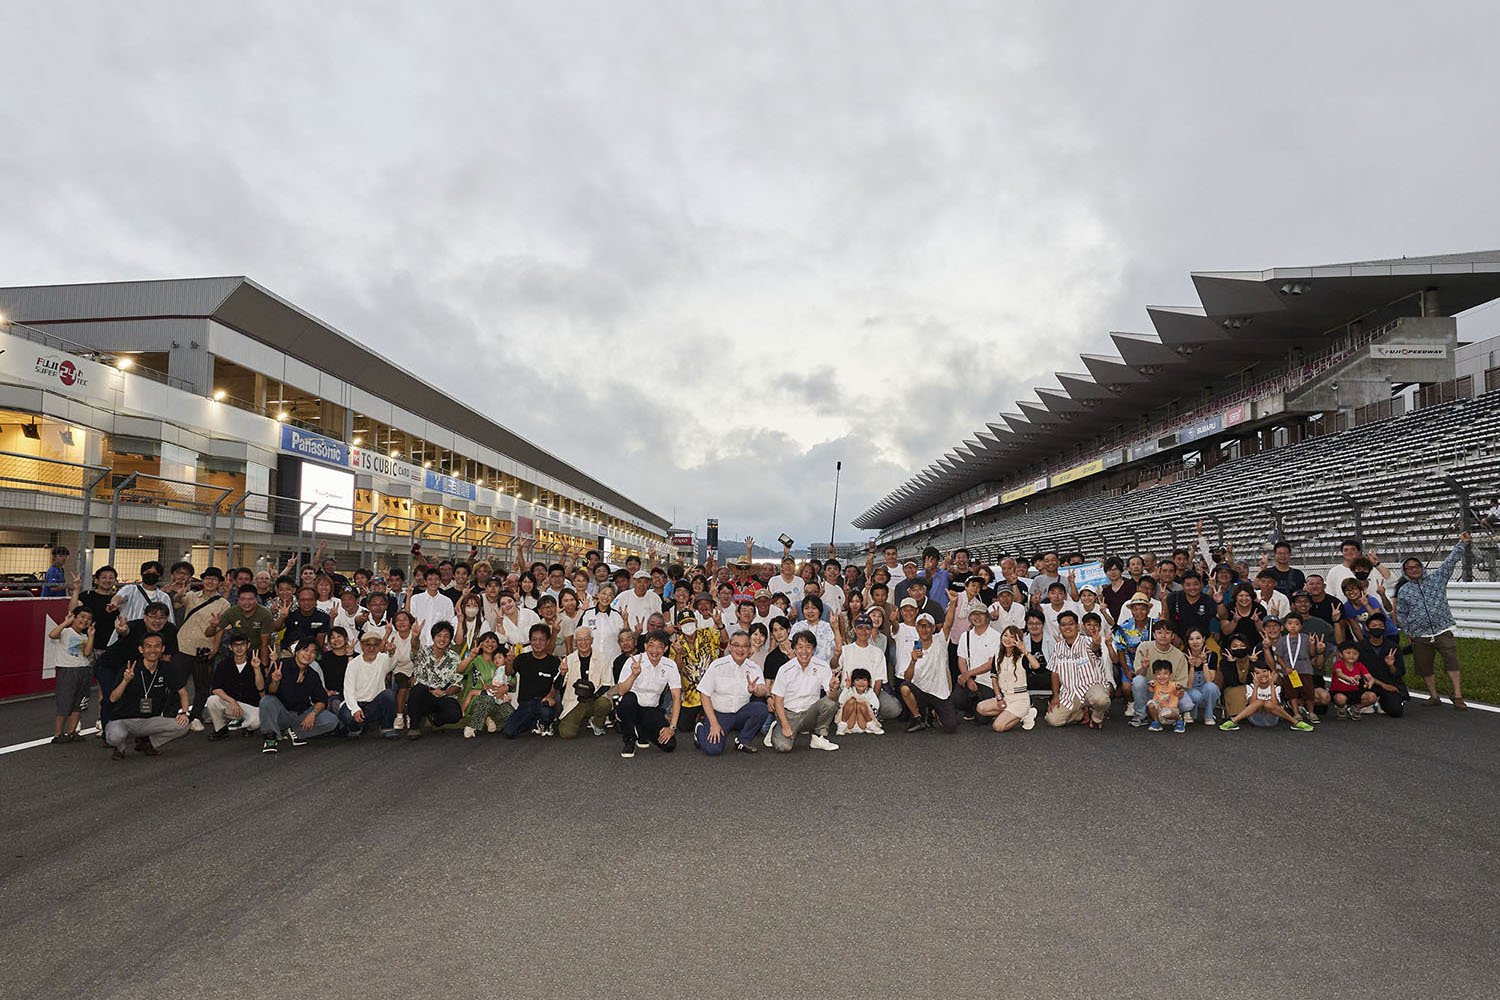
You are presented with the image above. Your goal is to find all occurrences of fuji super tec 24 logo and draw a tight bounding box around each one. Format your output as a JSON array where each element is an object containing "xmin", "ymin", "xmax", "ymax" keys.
[{"xmin": 34, "ymin": 354, "xmax": 88, "ymax": 389}]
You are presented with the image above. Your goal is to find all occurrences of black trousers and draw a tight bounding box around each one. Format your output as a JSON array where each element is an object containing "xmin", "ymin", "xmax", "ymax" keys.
[
  {"xmin": 190, "ymin": 652, "xmax": 215, "ymax": 716},
  {"xmin": 406, "ymin": 684, "xmax": 462, "ymax": 728},
  {"xmin": 910, "ymin": 685, "xmax": 959, "ymax": 733},
  {"xmin": 617, "ymin": 692, "xmax": 676, "ymax": 751}
]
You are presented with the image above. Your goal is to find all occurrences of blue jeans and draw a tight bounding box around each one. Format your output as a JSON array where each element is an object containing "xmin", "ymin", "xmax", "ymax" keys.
[
  {"xmin": 1130, "ymin": 674, "xmax": 1151, "ymax": 721},
  {"xmin": 502, "ymin": 697, "xmax": 556, "ymax": 738},
  {"xmin": 257, "ymin": 696, "xmax": 339, "ymax": 738},
  {"xmin": 694, "ymin": 702, "xmax": 769, "ymax": 754},
  {"xmin": 1181, "ymin": 673, "xmax": 1221, "ymax": 721},
  {"xmin": 340, "ymin": 689, "xmax": 397, "ymax": 733}
]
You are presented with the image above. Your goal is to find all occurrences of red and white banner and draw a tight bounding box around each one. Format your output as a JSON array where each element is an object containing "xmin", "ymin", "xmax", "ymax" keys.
[{"xmin": 0, "ymin": 597, "xmax": 71, "ymax": 699}]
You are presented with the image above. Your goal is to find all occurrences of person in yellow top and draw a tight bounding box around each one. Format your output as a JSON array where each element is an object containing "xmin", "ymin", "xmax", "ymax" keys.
[
  {"xmin": 1146, "ymin": 660, "xmax": 1184, "ymax": 733},
  {"xmin": 670, "ymin": 608, "xmax": 722, "ymax": 735}
]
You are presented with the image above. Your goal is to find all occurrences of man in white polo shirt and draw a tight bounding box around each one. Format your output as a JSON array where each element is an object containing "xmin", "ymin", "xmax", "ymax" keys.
[
  {"xmin": 617, "ymin": 570, "xmax": 662, "ymax": 635},
  {"xmin": 694, "ymin": 632, "xmax": 769, "ymax": 755},
  {"xmin": 988, "ymin": 584, "xmax": 1027, "ymax": 631},
  {"xmin": 955, "ymin": 603, "xmax": 1002, "ymax": 723},
  {"xmin": 610, "ymin": 629, "xmax": 680, "ymax": 758},
  {"xmin": 768, "ymin": 631, "xmax": 841, "ymax": 752},
  {"xmin": 838, "ymin": 613, "xmax": 896, "ymax": 725}
]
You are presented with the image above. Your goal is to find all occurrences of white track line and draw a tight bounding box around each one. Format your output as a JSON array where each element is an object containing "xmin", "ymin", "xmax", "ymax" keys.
[{"xmin": 0, "ymin": 725, "xmax": 101, "ymax": 756}]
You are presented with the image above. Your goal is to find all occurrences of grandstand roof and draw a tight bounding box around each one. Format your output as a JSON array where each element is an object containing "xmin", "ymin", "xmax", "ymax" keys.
[
  {"xmin": 0, "ymin": 276, "xmax": 670, "ymax": 530},
  {"xmin": 855, "ymin": 249, "xmax": 1500, "ymax": 530}
]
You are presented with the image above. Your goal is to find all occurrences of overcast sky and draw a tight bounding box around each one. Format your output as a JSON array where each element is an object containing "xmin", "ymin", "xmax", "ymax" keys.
[{"xmin": 4, "ymin": 1, "xmax": 1499, "ymax": 545}]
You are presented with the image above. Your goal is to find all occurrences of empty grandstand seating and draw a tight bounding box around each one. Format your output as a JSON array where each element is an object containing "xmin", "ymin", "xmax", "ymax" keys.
[{"xmin": 899, "ymin": 388, "xmax": 1500, "ymax": 576}]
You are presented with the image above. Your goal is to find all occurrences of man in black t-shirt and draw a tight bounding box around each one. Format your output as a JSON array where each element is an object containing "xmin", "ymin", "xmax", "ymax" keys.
[
  {"xmin": 1300, "ymin": 577, "xmax": 1337, "ymax": 624},
  {"xmin": 1165, "ymin": 571, "xmax": 1216, "ymax": 644},
  {"xmin": 503, "ymin": 623, "xmax": 562, "ymax": 738},
  {"xmin": 1266, "ymin": 541, "xmax": 1307, "ymax": 598},
  {"xmin": 612, "ymin": 628, "xmax": 639, "ymax": 684},
  {"xmin": 104, "ymin": 633, "xmax": 189, "ymax": 759},
  {"xmin": 281, "ymin": 586, "xmax": 332, "ymax": 652}
]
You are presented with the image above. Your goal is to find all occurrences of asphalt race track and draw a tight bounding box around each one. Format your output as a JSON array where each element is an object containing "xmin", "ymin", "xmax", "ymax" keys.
[{"xmin": 2, "ymin": 695, "xmax": 1496, "ymax": 1000}]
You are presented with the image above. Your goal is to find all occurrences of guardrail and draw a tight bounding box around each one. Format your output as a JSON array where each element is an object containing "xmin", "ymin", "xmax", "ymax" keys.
[{"xmin": 1451, "ymin": 582, "xmax": 1500, "ymax": 640}]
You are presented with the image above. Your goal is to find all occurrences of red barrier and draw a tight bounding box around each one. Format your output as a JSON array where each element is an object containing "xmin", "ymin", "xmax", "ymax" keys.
[{"xmin": 0, "ymin": 597, "xmax": 71, "ymax": 699}]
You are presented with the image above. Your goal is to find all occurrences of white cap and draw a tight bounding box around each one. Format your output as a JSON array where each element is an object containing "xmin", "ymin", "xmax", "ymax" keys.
[
  {"xmin": 915, "ymin": 612, "xmax": 935, "ymax": 625},
  {"xmin": 632, "ymin": 569, "xmax": 651, "ymax": 579}
]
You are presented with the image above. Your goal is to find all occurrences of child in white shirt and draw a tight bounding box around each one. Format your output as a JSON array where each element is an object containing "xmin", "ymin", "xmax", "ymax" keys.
[{"xmin": 836, "ymin": 668, "xmax": 883, "ymax": 735}]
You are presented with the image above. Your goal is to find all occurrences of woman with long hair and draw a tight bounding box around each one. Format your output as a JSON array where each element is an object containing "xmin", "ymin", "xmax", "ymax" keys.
[{"xmin": 975, "ymin": 625, "xmax": 1039, "ymax": 732}]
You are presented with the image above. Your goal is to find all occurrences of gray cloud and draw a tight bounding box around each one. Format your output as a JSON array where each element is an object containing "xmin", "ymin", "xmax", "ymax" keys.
[{"xmin": 3, "ymin": 0, "xmax": 1497, "ymax": 544}]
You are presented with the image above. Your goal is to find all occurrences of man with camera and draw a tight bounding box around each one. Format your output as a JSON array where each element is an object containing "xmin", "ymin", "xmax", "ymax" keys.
[{"xmin": 556, "ymin": 627, "xmax": 614, "ymax": 738}]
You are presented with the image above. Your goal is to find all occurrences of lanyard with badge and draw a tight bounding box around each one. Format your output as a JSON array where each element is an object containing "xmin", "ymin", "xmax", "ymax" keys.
[
  {"xmin": 139, "ymin": 667, "xmax": 163, "ymax": 715},
  {"xmin": 1284, "ymin": 634, "xmax": 1304, "ymax": 688}
]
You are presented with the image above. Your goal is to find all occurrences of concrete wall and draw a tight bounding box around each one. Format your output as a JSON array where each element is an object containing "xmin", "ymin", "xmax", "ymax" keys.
[
  {"xmin": 1286, "ymin": 316, "xmax": 1457, "ymax": 413},
  {"xmin": 1457, "ymin": 332, "xmax": 1500, "ymax": 382}
]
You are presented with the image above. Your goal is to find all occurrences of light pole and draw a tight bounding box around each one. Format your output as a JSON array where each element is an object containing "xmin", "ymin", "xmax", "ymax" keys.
[{"xmin": 829, "ymin": 460, "xmax": 842, "ymax": 554}]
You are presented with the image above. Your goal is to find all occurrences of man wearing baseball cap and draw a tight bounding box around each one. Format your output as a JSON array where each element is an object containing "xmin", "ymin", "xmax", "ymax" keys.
[
  {"xmin": 899, "ymin": 613, "xmax": 957, "ymax": 733},
  {"xmin": 617, "ymin": 569, "xmax": 662, "ymax": 634},
  {"xmin": 751, "ymin": 589, "xmax": 778, "ymax": 633}
]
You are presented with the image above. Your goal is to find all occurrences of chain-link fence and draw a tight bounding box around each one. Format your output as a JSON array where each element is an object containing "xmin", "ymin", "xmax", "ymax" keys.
[{"xmin": 0, "ymin": 449, "xmax": 109, "ymax": 587}]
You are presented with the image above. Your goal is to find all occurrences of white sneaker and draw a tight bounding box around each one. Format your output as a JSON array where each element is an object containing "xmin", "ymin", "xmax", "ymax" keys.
[
  {"xmin": 393, "ymin": 714, "xmax": 406, "ymax": 730},
  {"xmin": 835, "ymin": 721, "xmax": 849, "ymax": 735},
  {"xmin": 485, "ymin": 717, "xmax": 497, "ymax": 733},
  {"xmin": 809, "ymin": 734, "xmax": 840, "ymax": 751},
  {"xmin": 463, "ymin": 726, "xmax": 476, "ymax": 739},
  {"xmin": 867, "ymin": 722, "xmax": 884, "ymax": 735},
  {"xmin": 1022, "ymin": 706, "xmax": 1037, "ymax": 731},
  {"xmin": 188, "ymin": 718, "xmax": 205, "ymax": 732},
  {"xmin": 587, "ymin": 720, "xmax": 606, "ymax": 736},
  {"xmin": 763, "ymin": 728, "xmax": 773, "ymax": 748}
]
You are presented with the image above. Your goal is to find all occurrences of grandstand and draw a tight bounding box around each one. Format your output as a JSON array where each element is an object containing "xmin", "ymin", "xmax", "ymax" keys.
[
  {"xmin": 895, "ymin": 388, "xmax": 1500, "ymax": 576},
  {"xmin": 856, "ymin": 251, "xmax": 1500, "ymax": 576}
]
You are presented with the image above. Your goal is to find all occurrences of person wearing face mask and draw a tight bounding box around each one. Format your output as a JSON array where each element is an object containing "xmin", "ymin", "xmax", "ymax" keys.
[
  {"xmin": 109, "ymin": 560, "xmax": 168, "ymax": 625},
  {"xmin": 670, "ymin": 609, "xmax": 722, "ymax": 734}
]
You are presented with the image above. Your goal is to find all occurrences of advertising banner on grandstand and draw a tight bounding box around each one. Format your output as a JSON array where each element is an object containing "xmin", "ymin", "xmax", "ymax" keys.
[
  {"xmin": 1050, "ymin": 458, "xmax": 1103, "ymax": 488},
  {"xmin": 280, "ymin": 424, "xmax": 348, "ymax": 468},
  {"xmin": 1370, "ymin": 343, "xmax": 1448, "ymax": 360},
  {"xmin": 0, "ymin": 328, "xmax": 121, "ymax": 405},
  {"xmin": 1065, "ymin": 561, "xmax": 1108, "ymax": 593},
  {"xmin": 965, "ymin": 494, "xmax": 1000, "ymax": 516},
  {"xmin": 425, "ymin": 469, "xmax": 477, "ymax": 501},
  {"xmin": 1002, "ymin": 478, "xmax": 1047, "ymax": 504},
  {"xmin": 1129, "ymin": 438, "xmax": 1160, "ymax": 461},
  {"xmin": 1179, "ymin": 414, "xmax": 1224, "ymax": 445},
  {"xmin": 1224, "ymin": 403, "xmax": 1247, "ymax": 427},
  {"xmin": 349, "ymin": 446, "xmax": 424, "ymax": 486},
  {"xmin": 1101, "ymin": 448, "xmax": 1125, "ymax": 469}
]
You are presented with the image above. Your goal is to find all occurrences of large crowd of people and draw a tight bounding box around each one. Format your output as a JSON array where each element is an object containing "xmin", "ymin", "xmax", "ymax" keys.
[{"xmin": 45, "ymin": 529, "xmax": 1475, "ymax": 760}]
